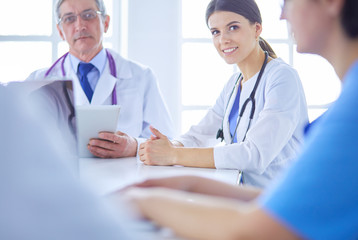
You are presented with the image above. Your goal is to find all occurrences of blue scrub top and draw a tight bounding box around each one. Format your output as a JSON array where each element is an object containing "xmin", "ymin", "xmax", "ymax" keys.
[{"xmin": 260, "ymin": 61, "xmax": 358, "ymax": 240}]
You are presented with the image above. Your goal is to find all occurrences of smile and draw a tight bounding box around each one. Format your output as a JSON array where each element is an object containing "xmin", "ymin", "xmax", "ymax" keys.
[{"xmin": 222, "ymin": 47, "xmax": 238, "ymax": 54}]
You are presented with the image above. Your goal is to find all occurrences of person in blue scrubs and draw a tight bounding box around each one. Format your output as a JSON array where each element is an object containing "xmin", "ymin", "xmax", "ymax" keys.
[{"xmin": 123, "ymin": 0, "xmax": 358, "ymax": 239}]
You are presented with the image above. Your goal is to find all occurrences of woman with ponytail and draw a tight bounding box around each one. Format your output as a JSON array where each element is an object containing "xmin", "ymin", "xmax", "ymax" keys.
[
  {"xmin": 139, "ymin": 0, "xmax": 308, "ymax": 188},
  {"xmin": 127, "ymin": 0, "xmax": 358, "ymax": 238}
]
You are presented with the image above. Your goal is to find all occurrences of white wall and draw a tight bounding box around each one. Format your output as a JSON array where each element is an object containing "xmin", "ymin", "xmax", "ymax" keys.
[{"xmin": 126, "ymin": 0, "xmax": 182, "ymax": 135}]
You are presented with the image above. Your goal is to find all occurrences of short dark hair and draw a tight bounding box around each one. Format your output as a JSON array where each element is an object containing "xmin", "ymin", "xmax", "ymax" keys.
[{"xmin": 341, "ymin": 0, "xmax": 358, "ymax": 38}]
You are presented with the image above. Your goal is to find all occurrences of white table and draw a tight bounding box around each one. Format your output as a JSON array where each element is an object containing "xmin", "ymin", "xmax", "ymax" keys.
[
  {"xmin": 80, "ymin": 157, "xmax": 239, "ymax": 195},
  {"xmin": 79, "ymin": 158, "xmax": 239, "ymax": 239}
]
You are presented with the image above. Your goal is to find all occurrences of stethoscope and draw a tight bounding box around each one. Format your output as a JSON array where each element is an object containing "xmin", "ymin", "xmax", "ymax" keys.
[
  {"xmin": 216, "ymin": 51, "xmax": 269, "ymax": 184},
  {"xmin": 44, "ymin": 49, "xmax": 118, "ymax": 135}
]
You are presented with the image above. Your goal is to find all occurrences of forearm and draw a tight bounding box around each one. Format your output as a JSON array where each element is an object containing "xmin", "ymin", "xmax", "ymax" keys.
[
  {"xmin": 190, "ymin": 177, "xmax": 262, "ymax": 201},
  {"xmin": 129, "ymin": 188, "xmax": 300, "ymax": 240},
  {"xmin": 133, "ymin": 189, "xmax": 254, "ymax": 240},
  {"xmin": 128, "ymin": 175, "xmax": 261, "ymax": 202},
  {"xmin": 173, "ymin": 147, "xmax": 215, "ymax": 168}
]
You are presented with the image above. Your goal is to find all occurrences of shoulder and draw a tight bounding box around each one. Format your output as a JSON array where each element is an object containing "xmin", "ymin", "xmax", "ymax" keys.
[
  {"xmin": 26, "ymin": 60, "xmax": 67, "ymax": 81},
  {"xmin": 262, "ymin": 58, "xmax": 301, "ymax": 89},
  {"xmin": 26, "ymin": 68, "xmax": 49, "ymax": 81},
  {"xmin": 265, "ymin": 58, "xmax": 300, "ymax": 80},
  {"xmin": 107, "ymin": 49, "xmax": 154, "ymax": 76}
]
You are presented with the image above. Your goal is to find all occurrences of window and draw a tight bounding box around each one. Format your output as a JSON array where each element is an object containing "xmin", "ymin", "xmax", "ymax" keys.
[
  {"xmin": 0, "ymin": 0, "xmax": 116, "ymax": 83},
  {"xmin": 180, "ymin": 0, "xmax": 341, "ymax": 133},
  {"xmin": 1, "ymin": 0, "xmax": 341, "ymax": 134}
]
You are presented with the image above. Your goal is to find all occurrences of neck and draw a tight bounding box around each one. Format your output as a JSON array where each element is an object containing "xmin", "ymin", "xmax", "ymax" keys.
[
  {"xmin": 237, "ymin": 47, "xmax": 267, "ymax": 83},
  {"xmin": 320, "ymin": 24, "xmax": 358, "ymax": 81},
  {"xmin": 70, "ymin": 46, "xmax": 103, "ymax": 63},
  {"xmin": 328, "ymin": 41, "xmax": 358, "ymax": 81}
]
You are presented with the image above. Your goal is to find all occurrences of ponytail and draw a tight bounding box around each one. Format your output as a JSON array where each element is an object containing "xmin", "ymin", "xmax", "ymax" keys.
[{"xmin": 259, "ymin": 37, "xmax": 277, "ymax": 59}]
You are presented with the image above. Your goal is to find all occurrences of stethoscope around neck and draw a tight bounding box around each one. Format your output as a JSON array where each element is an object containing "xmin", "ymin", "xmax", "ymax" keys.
[
  {"xmin": 216, "ymin": 51, "xmax": 269, "ymax": 144},
  {"xmin": 44, "ymin": 49, "xmax": 118, "ymax": 135},
  {"xmin": 45, "ymin": 49, "xmax": 118, "ymax": 105}
]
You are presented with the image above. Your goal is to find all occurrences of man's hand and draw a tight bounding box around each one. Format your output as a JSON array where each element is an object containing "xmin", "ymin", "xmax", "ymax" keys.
[{"xmin": 88, "ymin": 131, "xmax": 137, "ymax": 158}]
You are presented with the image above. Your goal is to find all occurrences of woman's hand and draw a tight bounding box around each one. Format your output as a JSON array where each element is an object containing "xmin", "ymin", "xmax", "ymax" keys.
[{"xmin": 139, "ymin": 126, "xmax": 178, "ymax": 165}]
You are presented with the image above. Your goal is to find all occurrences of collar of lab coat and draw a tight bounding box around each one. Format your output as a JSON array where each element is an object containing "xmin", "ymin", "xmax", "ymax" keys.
[
  {"xmin": 223, "ymin": 75, "xmax": 241, "ymax": 144},
  {"xmin": 63, "ymin": 49, "xmax": 133, "ymax": 105}
]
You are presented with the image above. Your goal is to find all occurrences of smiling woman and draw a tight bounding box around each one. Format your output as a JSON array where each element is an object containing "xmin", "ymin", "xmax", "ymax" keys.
[
  {"xmin": 181, "ymin": 0, "xmax": 340, "ymax": 131},
  {"xmin": 138, "ymin": 0, "xmax": 308, "ymax": 188},
  {"xmin": 206, "ymin": 0, "xmax": 277, "ymax": 64}
]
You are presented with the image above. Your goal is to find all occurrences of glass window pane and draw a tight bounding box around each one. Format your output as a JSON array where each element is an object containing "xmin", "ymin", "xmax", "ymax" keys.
[
  {"xmin": 270, "ymin": 43, "xmax": 290, "ymax": 64},
  {"xmin": 58, "ymin": 41, "xmax": 69, "ymax": 58},
  {"xmin": 0, "ymin": 42, "xmax": 52, "ymax": 83},
  {"xmin": 182, "ymin": 42, "xmax": 234, "ymax": 106},
  {"xmin": 308, "ymin": 108, "xmax": 328, "ymax": 122},
  {"xmin": 182, "ymin": 0, "xmax": 211, "ymax": 39},
  {"xmin": 0, "ymin": 0, "xmax": 52, "ymax": 36},
  {"xmin": 293, "ymin": 49, "xmax": 341, "ymax": 106},
  {"xmin": 256, "ymin": 0, "xmax": 288, "ymax": 39},
  {"xmin": 181, "ymin": 110, "xmax": 208, "ymax": 134}
]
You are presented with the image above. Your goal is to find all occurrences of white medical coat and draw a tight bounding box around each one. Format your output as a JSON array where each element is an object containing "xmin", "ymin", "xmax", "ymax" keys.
[
  {"xmin": 177, "ymin": 58, "xmax": 308, "ymax": 188},
  {"xmin": 26, "ymin": 49, "xmax": 174, "ymax": 150}
]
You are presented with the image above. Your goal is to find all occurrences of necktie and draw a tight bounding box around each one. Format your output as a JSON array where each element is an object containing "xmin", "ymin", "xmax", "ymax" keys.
[
  {"xmin": 78, "ymin": 62, "xmax": 95, "ymax": 102},
  {"xmin": 228, "ymin": 85, "xmax": 241, "ymax": 143}
]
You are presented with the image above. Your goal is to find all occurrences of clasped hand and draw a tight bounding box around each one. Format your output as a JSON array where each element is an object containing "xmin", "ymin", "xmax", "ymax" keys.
[{"xmin": 139, "ymin": 126, "xmax": 178, "ymax": 165}]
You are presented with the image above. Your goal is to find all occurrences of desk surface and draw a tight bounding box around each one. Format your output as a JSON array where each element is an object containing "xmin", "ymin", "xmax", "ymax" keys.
[
  {"xmin": 79, "ymin": 157, "xmax": 239, "ymax": 239},
  {"xmin": 80, "ymin": 157, "xmax": 239, "ymax": 196}
]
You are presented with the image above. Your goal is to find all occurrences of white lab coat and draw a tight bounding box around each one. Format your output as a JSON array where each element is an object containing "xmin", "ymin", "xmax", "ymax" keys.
[
  {"xmin": 26, "ymin": 49, "xmax": 174, "ymax": 150},
  {"xmin": 177, "ymin": 58, "xmax": 308, "ymax": 188}
]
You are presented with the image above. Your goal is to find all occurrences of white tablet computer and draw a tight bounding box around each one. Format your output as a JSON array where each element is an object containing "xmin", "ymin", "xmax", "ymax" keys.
[{"xmin": 76, "ymin": 105, "xmax": 121, "ymax": 158}]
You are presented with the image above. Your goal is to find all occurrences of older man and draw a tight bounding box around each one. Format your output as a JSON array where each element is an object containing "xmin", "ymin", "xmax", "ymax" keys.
[{"xmin": 27, "ymin": 0, "xmax": 174, "ymax": 158}]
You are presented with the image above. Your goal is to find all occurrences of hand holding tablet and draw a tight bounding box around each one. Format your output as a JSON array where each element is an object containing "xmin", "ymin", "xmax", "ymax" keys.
[{"xmin": 76, "ymin": 105, "xmax": 121, "ymax": 158}]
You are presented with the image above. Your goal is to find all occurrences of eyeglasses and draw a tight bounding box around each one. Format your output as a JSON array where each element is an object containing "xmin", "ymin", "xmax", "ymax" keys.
[{"xmin": 59, "ymin": 9, "xmax": 102, "ymax": 25}]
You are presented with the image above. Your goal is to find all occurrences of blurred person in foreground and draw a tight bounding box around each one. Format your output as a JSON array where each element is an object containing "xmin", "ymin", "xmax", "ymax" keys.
[{"xmin": 0, "ymin": 85, "xmax": 154, "ymax": 240}]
